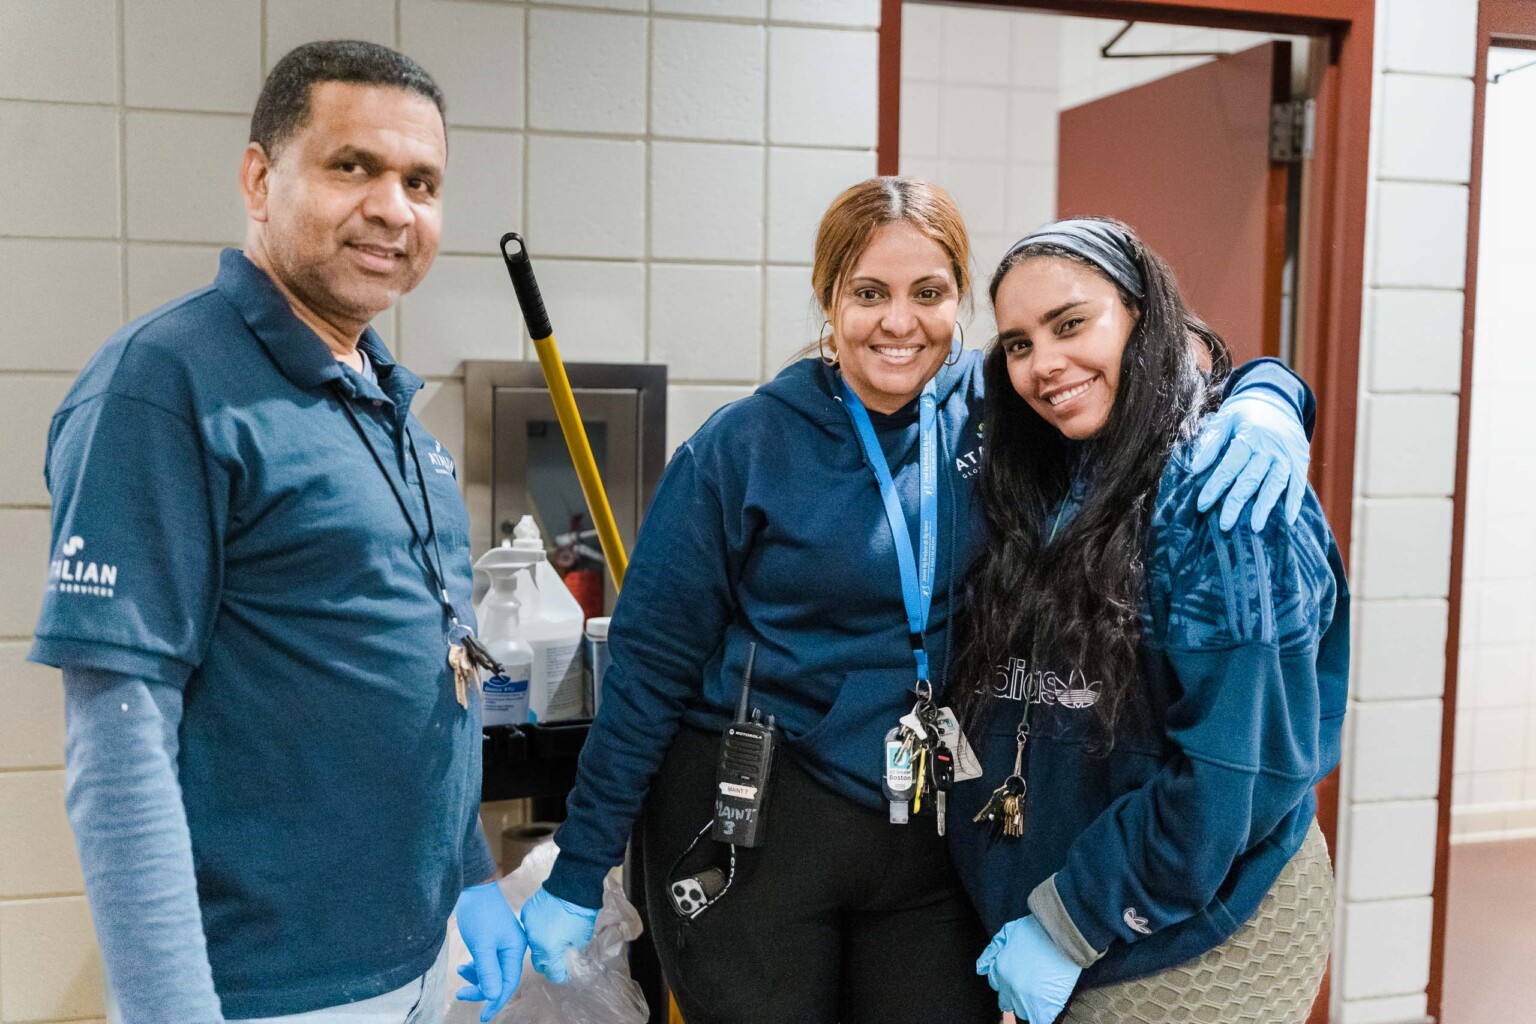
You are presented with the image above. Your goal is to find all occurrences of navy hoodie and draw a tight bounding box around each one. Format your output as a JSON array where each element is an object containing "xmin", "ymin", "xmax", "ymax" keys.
[
  {"xmin": 546, "ymin": 354, "xmax": 1313, "ymax": 910},
  {"xmin": 946, "ymin": 432, "xmax": 1348, "ymax": 988}
]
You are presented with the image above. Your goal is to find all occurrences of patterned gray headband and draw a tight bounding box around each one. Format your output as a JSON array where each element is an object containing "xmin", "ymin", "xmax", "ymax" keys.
[{"xmin": 1001, "ymin": 219, "xmax": 1145, "ymax": 301}]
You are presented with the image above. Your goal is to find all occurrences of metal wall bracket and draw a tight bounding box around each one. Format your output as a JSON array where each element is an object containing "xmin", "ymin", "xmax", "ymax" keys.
[
  {"xmin": 1100, "ymin": 20, "xmax": 1228, "ymax": 60},
  {"xmin": 1270, "ymin": 98, "xmax": 1316, "ymax": 163}
]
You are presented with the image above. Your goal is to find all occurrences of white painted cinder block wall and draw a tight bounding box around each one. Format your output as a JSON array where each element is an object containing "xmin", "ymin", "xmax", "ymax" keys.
[
  {"xmin": 0, "ymin": 0, "xmax": 879, "ymax": 1017},
  {"xmin": 1334, "ymin": 1, "xmax": 1477, "ymax": 1021}
]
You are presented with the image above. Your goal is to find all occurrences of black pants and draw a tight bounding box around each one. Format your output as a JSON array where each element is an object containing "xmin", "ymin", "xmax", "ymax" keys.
[{"xmin": 639, "ymin": 726, "xmax": 999, "ymax": 1024}]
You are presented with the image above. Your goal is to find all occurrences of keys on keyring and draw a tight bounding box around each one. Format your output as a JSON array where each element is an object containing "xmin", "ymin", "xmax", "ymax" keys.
[
  {"xmin": 896, "ymin": 710, "xmax": 929, "ymax": 759},
  {"xmin": 931, "ymin": 744, "xmax": 954, "ymax": 836},
  {"xmin": 447, "ymin": 643, "xmax": 473, "ymax": 709},
  {"xmin": 973, "ymin": 736, "xmax": 1027, "ymax": 837}
]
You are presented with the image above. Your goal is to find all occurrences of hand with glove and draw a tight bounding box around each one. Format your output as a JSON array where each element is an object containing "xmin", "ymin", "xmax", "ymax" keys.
[
  {"xmin": 454, "ymin": 882, "xmax": 527, "ymax": 1022},
  {"xmin": 977, "ymin": 915, "xmax": 1083, "ymax": 1024},
  {"xmin": 1190, "ymin": 389, "xmax": 1311, "ymax": 533},
  {"xmin": 520, "ymin": 884, "xmax": 600, "ymax": 984}
]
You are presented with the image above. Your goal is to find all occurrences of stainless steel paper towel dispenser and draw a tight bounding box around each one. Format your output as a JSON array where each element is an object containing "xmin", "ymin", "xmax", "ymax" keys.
[{"xmin": 462, "ymin": 360, "xmax": 667, "ymax": 617}]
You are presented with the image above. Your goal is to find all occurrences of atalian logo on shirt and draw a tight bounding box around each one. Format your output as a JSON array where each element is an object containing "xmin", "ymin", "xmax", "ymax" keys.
[
  {"xmin": 954, "ymin": 421, "xmax": 985, "ymax": 480},
  {"xmin": 426, "ymin": 438, "xmax": 456, "ymax": 478},
  {"xmin": 1123, "ymin": 907, "xmax": 1152, "ymax": 935},
  {"xmin": 48, "ymin": 536, "xmax": 119, "ymax": 598}
]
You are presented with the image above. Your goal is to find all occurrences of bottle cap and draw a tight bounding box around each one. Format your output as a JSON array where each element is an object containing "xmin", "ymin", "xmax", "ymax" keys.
[
  {"xmin": 511, "ymin": 514, "xmax": 544, "ymax": 552},
  {"xmin": 585, "ymin": 616, "xmax": 611, "ymax": 640}
]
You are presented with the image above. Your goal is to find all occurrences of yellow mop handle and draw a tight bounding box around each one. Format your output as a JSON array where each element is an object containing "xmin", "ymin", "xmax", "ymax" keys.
[{"xmin": 500, "ymin": 233, "xmax": 629, "ymax": 591}]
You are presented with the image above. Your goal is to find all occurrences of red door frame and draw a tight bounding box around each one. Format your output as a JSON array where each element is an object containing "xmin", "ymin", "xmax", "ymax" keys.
[
  {"xmin": 1428, "ymin": 3, "xmax": 1536, "ymax": 1018},
  {"xmin": 877, "ymin": 2, "xmax": 1373, "ymax": 1020}
]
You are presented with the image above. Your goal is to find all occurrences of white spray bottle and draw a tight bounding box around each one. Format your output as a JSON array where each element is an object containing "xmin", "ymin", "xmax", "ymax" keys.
[
  {"xmin": 473, "ymin": 542, "xmax": 535, "ymax": 726},
  {"xmin": 502, "ymin": 516, "xmax": 588, "ymax": 721}
]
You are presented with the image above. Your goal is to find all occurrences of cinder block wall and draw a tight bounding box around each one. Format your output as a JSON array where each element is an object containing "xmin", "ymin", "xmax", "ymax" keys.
[
  {"xmin": 0, "ymin": 0, "xmax": 878, "ymax": 1017},
  {"xmin": 1334, "ymin": 0, "xmax": 1477, "ymax": 1021}
]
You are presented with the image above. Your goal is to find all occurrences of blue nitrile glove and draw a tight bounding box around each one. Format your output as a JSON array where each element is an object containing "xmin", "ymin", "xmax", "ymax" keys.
[
  {"xmin": 977, "ymin": 915, "xmax": 1083, "ymax": 1024},
  {"xmin": 454, "ymin": 882, "xmax": 527, "ymax": 1022},
  {"xmin": 1190, "ymin": 389, "xmax": 1310, "ymax": 532},
  {"xmin": 520, "ymin": 885, "xmax": 600, "ymax": 984}
]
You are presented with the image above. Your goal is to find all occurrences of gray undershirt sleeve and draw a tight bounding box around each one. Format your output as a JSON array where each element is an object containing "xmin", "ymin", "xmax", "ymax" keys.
[{"xmin": 63, "ymin": 667, "xmax": 224, "ymax": 1024}]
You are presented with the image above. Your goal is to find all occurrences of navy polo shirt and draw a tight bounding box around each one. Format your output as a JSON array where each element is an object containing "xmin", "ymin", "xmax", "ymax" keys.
[{"xmin": 31, "ymin": 250, "xmax": 494, "ymax": 1017}]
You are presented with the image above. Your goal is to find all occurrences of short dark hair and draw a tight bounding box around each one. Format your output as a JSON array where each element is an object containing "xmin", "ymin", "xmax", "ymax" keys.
[{"xmin": 251, "ymin": 40, "xmax": 446, "ymax": 157}]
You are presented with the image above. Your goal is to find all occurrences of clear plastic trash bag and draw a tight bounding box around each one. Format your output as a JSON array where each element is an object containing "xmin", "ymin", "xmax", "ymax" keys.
[{"xmin": 443, "ymin": 840, "xmax": 649, "ymax": 1024}]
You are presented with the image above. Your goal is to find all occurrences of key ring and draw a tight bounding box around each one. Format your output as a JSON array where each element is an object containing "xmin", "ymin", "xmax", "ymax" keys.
[{"xmin": 914, "ymin": 679, "xmax": 933, "ymax": 705}]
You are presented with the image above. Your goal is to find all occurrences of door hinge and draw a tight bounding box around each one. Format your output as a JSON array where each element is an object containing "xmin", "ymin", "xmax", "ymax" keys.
[{"xmin": 1269, "ymin": 99, "xmax": 1315, "ymax": 163}]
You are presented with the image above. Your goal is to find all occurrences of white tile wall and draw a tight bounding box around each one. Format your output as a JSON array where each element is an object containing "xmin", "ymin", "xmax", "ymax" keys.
[
  {"xmin": 398, "ymin": 255, "xmax": 524, "ymax": 376},
  {"xmin": 768, "ymin": 26, "xmax": 878, "ymax": 147},
  {"xmin": 399, "ymin": 1, "xmax": 524, "ymax": 131},
  {"xmin": 1381, "ymin": 0, "xmax": 1478, "ymax": 77},
  {"xmin": 765, "ymin": 264, "xmax": 817, "ymax": 372},
  {"xmin": 1339, "ymin": 992, "xmax": 1430, "ymax": 1024},
  {"xmin": 1350, "ymin": 700, "xmax": 1444, "ymax": 802},
  {"xmin": 1372, "ymin": 183, "xmax": 1471, "ymax": 290},
  {"xmin": 1342, "ymin": 12, "xmax": 1479, "ymax": 1022},
  {"xmin": 265, "ymin": 0, "xmax": 398, "ymax": 65},
  {"xmin": 0, "ymin": 0, "xmax": 118, "ymax": 105},
  {"xmin": 0, "ymin": 772, "xmax": 85, "ymax": 899},
  {"xmin": 528, "ymin": 9, "xmax": 648, "ymax": 135},
  {"xmin": 1356, "ymin": 499, "xmax": 1454, "ymax": 600},
  {"xmin": 651, "ymin": 142, "xmax": 766, "ymax": 261},
  {"xmin": 1361, "ymin": 394, "xmax": 1460, "ymax": 496},
  {"xmin": 0, "ymin": 377, "xmax": 73, "ymax": 508},
  {"xmin": 652, "ymin": 20, "xmax": 766, "ymax": 143},
  {"xmin": 1340, "ymin": 897, "xmax": 1435, "ymax": 999},
  {"xmin": 648, "ymin": 264, "xmax": 763, "ymax": 381},
  {"xmin": 124, "ymin": 112, "xmax": 250, "ymax": 245},
  {"xmin": 124, "ymin": 0, "xmax": 261, "ymax": 113},
  {"xmin": 1344, "ymin": 800, "xmax": 1439, "ymax": 900},
  {"xmin": 1366, "ymin": 289, "xmax": 1464, "ymax": 393},
  {"xmin": 440, "ymin": 129, "xmax": 524, "ymax": 256},
  {"xmin": 528, "ymin": 260, "xmax": 647, "ymax": 364},
  {"xmin": 771, "ymin": 0, "xmax": 880, "ymax": 29},
  {"xmin": 525, "ymin": 135, "xmax": 647, "ymax": 258},
  {"xmin": 0, "ymin": 239, "xmax": 124, "ymax": 372},
  {"xmin": 1354, "ymin": 599, "xmax": 1448, "ymax": 701},
  {"xmin": 1377, "ymin": 73, "xmax": 1475, "ymax": 183},
  {"xmin": 666, "ymin": 385, "xmax": 756, "ymax": 456},
  {"xmin": 766, "ymin": 147, "xmax": 878, "ymax": 263},
  {"xmin": 0, "ymin": 644, "xmax": 66, "ymax": 772},
  {"xmin": 0, "ymin": 102, "xmax": 120, "ymax": 238}
]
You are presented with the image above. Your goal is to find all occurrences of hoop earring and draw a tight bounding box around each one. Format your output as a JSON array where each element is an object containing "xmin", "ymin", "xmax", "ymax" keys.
[
  {"xmin": 817, "ymin": 321, "xmax": 838, "ymax": 366},
  {"xmin": 945, "ymin": 323, "xmax": 964, "ymax": 365}
]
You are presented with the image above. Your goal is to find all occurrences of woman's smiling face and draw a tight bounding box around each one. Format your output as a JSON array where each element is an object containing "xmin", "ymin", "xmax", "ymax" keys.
[
  {"xmin": 832, "ymin": 221, "xmax": 960, "ymax": 414},
  {"xmin": 993, "ymin": 256, "xmax": 1138, "ymax": 440}
]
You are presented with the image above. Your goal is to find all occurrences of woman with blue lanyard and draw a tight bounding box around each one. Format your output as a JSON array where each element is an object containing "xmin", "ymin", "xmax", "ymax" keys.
[
  {"xmin": 514, "ymin": 181, "xmax": 1314, "ymax": 1023},
  {"xmin": 948, "ymin": 218, "xmax": 1346, "ymax": 1024}
]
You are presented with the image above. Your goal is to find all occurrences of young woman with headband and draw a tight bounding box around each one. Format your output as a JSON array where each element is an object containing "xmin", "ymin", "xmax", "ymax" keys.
[
  {"xmin": 517, "ymin": 184, "xmax": 1314, "ymax": 1022},
  {"xmin": 949, "ymin": 217, "xmax": 1345, "ymax": 1024}
]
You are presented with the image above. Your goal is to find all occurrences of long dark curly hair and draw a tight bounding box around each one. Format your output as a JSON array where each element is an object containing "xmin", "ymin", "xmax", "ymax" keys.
[{"xmin": 949, "ymin": 219, "xmax": 1230, "ymax": 746}]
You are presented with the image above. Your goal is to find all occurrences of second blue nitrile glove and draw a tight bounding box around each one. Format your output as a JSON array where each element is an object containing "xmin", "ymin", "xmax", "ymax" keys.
[
  {"xmin": 977, "ymin": 915, "xmax": 1083, "ymax": 1024},
  {"xmin": 520, "ymin": 884, "xmax": 599, "ymax": 984},
  {"xmin": 1190, "ymin": 389, "xmax": 1311, "ymax": 533},
  {"xmin": 454, "ymin": 882, "xmax": 527, "ymax": 1022}
]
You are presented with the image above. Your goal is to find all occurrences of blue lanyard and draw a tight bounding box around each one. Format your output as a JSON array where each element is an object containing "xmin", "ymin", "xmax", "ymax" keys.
[{"xmin": 839, "ymin": 378, "xmax": 940, "ymax": 684}]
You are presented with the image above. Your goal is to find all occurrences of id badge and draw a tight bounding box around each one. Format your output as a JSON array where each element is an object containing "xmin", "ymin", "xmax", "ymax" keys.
[{"xmin": 935, "ymin": 706, "xmax": 983, "ymax": 782}]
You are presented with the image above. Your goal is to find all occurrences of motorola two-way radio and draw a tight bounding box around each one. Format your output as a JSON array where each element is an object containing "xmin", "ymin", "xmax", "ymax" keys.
[{"xmin": 711, "ymin": 643, "xmax": 778, "ymax": 848}]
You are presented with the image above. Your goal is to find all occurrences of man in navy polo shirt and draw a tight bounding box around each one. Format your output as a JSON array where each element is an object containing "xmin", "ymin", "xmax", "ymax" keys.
[{"xmin": 32, "ymin": 42, "xmax": 524, "ymax": 1024}]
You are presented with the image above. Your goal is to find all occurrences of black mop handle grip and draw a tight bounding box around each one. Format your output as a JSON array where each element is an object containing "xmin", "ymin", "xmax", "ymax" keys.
[{"xmin": 499, "ymin": 232, "xmax": 553, "ymax": 341}]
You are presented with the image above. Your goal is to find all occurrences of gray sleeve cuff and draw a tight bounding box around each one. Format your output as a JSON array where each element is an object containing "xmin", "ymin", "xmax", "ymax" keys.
[{"xmin": 1028, "ymin": 874, "xmax": 1106, "ymax": 968}]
